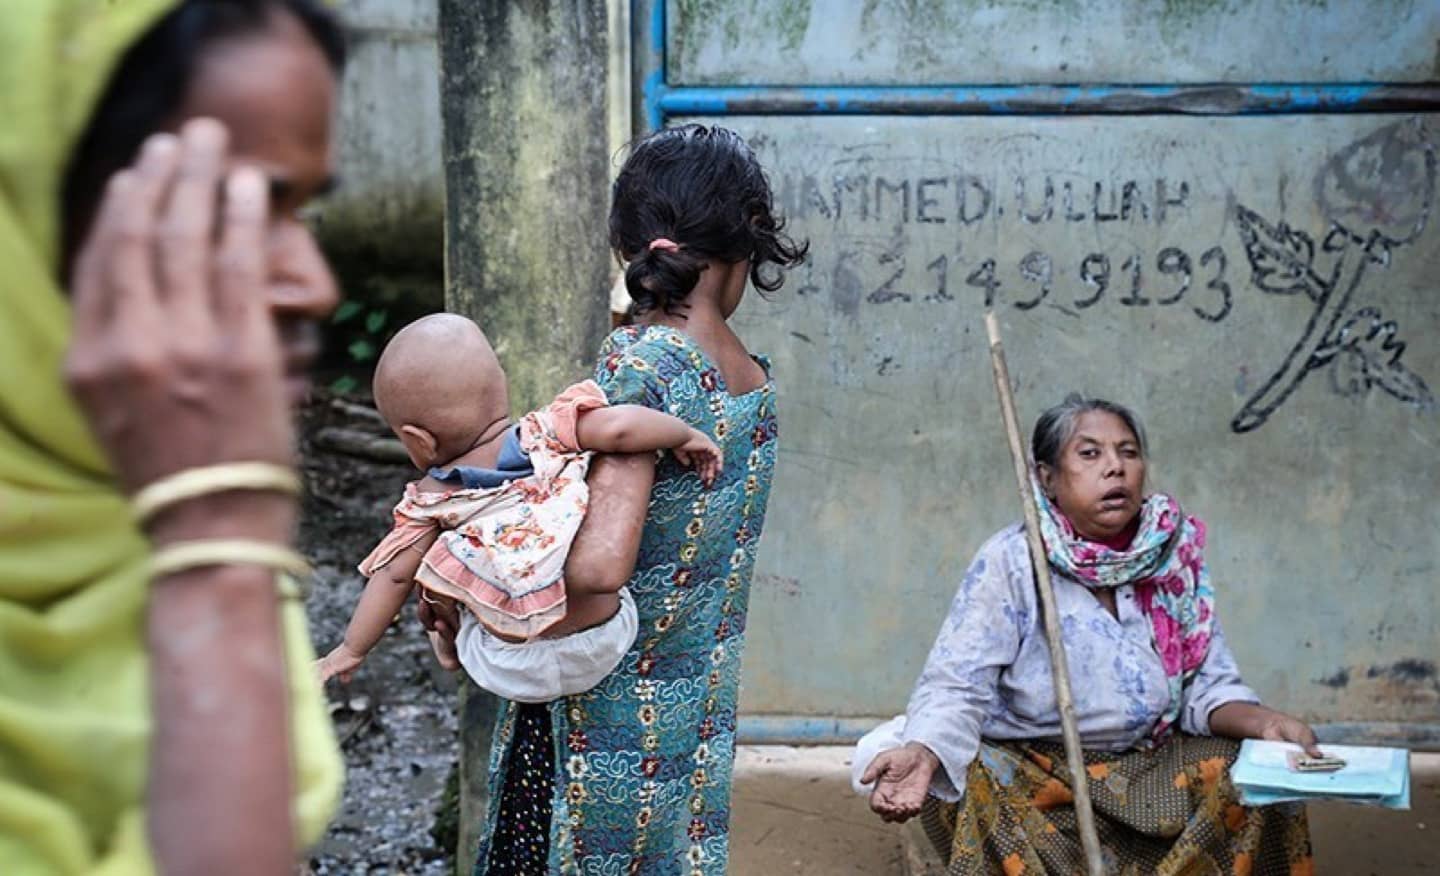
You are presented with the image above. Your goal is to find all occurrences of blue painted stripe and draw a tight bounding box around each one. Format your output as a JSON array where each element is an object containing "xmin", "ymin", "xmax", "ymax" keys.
[
  {"xmin": 644, "ymin": 70, "xmax": 666, "ymax": 132},
  {"xmin": 646, "ymin": 0, "xmax": 664, "ymax": 54},
  {"xmin": 649, "ymin": 83, "xmax": 1432, "ymax": 121},
  {"xmin": 737, "ymin": 715, "xmax": 887, "ymax": 745},
  {"xmin": 641, "ymin": 0, "xmax": 666, "ymax": 131}
]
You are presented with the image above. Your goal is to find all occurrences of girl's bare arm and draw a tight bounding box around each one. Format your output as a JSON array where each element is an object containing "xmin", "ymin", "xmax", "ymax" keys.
[{"xmin": 564, "ymin": 453, "xmax": 656, "ymax": 595}]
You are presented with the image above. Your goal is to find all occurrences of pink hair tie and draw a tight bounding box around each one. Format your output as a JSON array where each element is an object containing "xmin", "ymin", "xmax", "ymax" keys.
[{"xmin": 647, "ymin": 238, "xmax": 680, "ymax": 253}]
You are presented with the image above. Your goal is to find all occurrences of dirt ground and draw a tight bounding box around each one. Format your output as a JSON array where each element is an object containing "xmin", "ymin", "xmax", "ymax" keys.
[
  {"xmin": 298, "ymin": 391, "xmax": 461, "ymax": 875},
  {"xmin": 730, "ymin": 747, "xmax": 1440, "ymax": 876}
]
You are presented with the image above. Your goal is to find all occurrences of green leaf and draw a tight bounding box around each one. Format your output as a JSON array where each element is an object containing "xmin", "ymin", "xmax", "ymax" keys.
[
  {"xmin": 332, "ymin": 300, "xmax": 363, "ymax": 324},
  {"xmin": 348, "ymin": 338, "xmax": 377, "ymax": 361},
  {"xmin": 364, "ymin": 310, "xmax": 388, "ymax": 334},
  {"xmin": 329, "ymin": 374, "xmax": 359, "ymax": 394}
]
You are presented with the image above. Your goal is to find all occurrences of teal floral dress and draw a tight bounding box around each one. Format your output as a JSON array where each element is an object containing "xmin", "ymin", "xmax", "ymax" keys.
[{"xmin": 476, "ymin": 325, "xmax": 779, "ymax": 875}]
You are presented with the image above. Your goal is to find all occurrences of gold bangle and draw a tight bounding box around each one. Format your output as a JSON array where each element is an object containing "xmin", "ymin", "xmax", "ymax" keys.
[
  {"xmin": 275, "ymin": 573, "xmax": 306, "ymax": 602},
  {"xmin": 149, "ymin": 539, "xmax": 313, "ymax": 582},
  {"xmin": 131, "ymin": 462, "xmax": 301, "ymax": 524}
]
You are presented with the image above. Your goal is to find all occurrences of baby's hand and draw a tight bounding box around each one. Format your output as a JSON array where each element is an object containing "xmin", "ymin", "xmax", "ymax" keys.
[
  {"xmin": 672, "ymin": 427, "xmax": 723, "ymax": 487},
  {"xmin": 316, "ymin": 643, "xmax": 365, "ymax": 684}
]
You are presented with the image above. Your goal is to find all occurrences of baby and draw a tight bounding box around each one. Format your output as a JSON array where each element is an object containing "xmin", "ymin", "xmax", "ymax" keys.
[{"xmin": 317, "ymin": 314, "xmax": 720, "ymax": 702}]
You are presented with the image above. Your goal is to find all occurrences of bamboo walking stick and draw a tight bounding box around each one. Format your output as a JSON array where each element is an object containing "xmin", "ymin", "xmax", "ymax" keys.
[{"xmin": 983, "ymin": 310, "xmax": 1106, "ymax": 876}]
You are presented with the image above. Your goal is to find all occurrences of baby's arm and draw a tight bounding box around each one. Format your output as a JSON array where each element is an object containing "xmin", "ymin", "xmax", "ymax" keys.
[
  {"xmin": 575, "ymin": 405, "xmax": 723, "ymax": 485},
  {"xmin": 317, "ymin": 529, "xmax": 439, "ymax": 683}
]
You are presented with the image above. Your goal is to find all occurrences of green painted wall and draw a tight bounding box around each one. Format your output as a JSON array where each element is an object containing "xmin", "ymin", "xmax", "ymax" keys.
[{"xmin": 667, "ymin": 0, "xmax": 1440, "ymax": 86}]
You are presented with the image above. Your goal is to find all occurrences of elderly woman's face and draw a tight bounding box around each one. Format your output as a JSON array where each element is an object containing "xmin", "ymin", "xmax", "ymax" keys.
[
  {"xmin": 169, "ymin": 11, "xmax": 340, "ymax": 402},
  {"xmin": 1040, "ymin": 410, "xmax": 1146, "ymax": 541}
]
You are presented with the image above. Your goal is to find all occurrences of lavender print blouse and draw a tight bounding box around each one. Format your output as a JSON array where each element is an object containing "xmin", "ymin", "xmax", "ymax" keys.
[{"xmin": 902, "ymin": 525, "xmax": 1259, "ymax": 801}]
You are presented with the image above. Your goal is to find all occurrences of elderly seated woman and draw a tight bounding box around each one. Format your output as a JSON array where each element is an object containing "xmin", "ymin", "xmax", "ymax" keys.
[{"xmin": 860, "ymin": 395, "xmax": 1317, "ymax": 875}]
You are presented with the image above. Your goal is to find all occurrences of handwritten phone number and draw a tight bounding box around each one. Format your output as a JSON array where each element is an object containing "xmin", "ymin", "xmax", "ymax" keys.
[{"xmin": 861, "ymin": 246, "xmax": 1235, "ymax": 323}]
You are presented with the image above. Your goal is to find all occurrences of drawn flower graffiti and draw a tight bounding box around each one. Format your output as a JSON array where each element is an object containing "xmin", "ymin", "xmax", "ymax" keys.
[{"xmin": 1230, "ymin": 119, "xmax": 1435, "ymax": 433}]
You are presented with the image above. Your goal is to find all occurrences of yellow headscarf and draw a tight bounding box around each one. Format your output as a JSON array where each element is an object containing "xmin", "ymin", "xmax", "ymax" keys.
[{"xmin": 0, "ymin": 2, "xmax": 342, "ymax": 873}]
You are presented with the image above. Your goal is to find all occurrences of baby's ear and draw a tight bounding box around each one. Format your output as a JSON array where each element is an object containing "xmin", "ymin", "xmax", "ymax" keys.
[{"xmin": 397, "ymin": 424, "xmax": 439, "ymax": 467}]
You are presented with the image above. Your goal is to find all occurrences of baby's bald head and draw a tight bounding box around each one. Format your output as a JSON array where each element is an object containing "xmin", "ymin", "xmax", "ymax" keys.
[{"xmin": 373, "ymin": 314, "xmax": 509, "ymax": 462}]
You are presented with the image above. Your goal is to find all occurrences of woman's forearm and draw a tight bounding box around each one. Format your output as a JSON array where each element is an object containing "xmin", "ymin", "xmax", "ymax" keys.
[
  {"xmin": 148, "ymin": 567, "xmax": 294, "ymax": 873},
  {"xmin": 146, "ymin": 493, "xmax": 296, "ymax": 874},
  {"xmin": 1207, "ymin": 701, "xmax": 1274, "ymax": 739},
  {"xmin": 1208, "ymin": 701, "xmax": 1320, "ymax": 755}
]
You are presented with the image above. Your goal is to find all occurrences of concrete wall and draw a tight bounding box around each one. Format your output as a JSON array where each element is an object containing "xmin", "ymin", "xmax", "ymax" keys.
[
  {"xmin": 314, "ymin": 0, "xmax": 633, "ymax": 319},
  {"xmin": 314, "ymin": 0, "xmax": 445, "ymax": 279},
  {"xmin": 342, "ymin": 0, "xmax": 1437, "ymax": 747},
  {"xmin": 669, "ymin": 0, "xmax": 1440, "ymax": 86},
  {"xmin": 725, "ymin": 114, "xmax": 1439, "ymax": 737},
  {"xmin": 656, "ymin": 0, "xmax": 1440, "ymax": 742}
]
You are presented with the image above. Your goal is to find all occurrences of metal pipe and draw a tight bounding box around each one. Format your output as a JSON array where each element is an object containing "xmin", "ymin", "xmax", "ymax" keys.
[{"xmin": 654, "ymin": 82, "xmax": 1440, "ymax": 119}]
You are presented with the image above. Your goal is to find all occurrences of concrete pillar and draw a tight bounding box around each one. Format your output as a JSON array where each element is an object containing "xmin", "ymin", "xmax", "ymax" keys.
[{"xmin": 436, "ymin": 0, "xmax": 614, "ymax": 868}]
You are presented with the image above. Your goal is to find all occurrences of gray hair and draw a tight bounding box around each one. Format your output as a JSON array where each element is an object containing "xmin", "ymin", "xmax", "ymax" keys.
[{"xmin": 1031, "ymin": 393, "xmax": 1148, "ymax": 468}]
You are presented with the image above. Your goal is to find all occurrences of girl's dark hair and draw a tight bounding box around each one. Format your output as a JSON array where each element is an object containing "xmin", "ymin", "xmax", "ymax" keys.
[
  {"xmin": 1031, "ymin": 393, "xmax": 1149, "ymax": 468},
  {"xmin": 60, "ymin": 0, "xmax": 345, "ymax": 272},
  {"xmin": 609, "ymin": 124, "xmax": 808, "ymax": 314}
]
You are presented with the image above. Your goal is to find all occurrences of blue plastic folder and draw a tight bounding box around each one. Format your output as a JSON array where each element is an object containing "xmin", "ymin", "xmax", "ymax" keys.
[{"xmin": 1230, "ymin": 739, "xmax": 1411, "ymax": 809}]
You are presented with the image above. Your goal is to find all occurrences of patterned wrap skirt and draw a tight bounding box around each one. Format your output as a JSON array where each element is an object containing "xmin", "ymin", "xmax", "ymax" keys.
[{"xmin": 920, "ymin": 735, "xmax": 1313, "ymax": 875}]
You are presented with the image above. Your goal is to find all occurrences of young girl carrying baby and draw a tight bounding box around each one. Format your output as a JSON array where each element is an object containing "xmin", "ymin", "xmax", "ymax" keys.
[{"xmin": 317, "ymin": 313, "xmax": 722, "ymax": 703}]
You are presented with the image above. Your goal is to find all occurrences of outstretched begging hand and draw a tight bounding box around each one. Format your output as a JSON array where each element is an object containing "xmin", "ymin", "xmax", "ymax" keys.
[{"xmin": 863, "ymin": 742, "xmax": 940, "ymax": 824}]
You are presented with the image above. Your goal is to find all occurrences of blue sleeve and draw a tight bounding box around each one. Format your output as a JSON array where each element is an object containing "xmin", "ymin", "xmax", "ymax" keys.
[
  {"xmin": 901, "ymin": 531, "xmax": 1026, "ymax": 801},
  {"xmin": 593, "ymin": 337, "xmax": 671, "ymax": 411},
  {"xmin": 1179, "ymin": 615, "xmax": 1262, "ymax": 736}
]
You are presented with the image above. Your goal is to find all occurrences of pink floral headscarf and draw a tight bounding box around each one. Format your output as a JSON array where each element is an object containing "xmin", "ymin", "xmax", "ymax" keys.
[{"xmin": 1034, "ymin": 485, "xmax": 1215, "ymax": 743}]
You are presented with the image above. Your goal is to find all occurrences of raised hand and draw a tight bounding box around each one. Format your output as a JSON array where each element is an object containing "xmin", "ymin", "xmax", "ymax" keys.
[{"xmin": 65, "ymin": 120, "xmax": 294, "ymax": 505}]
